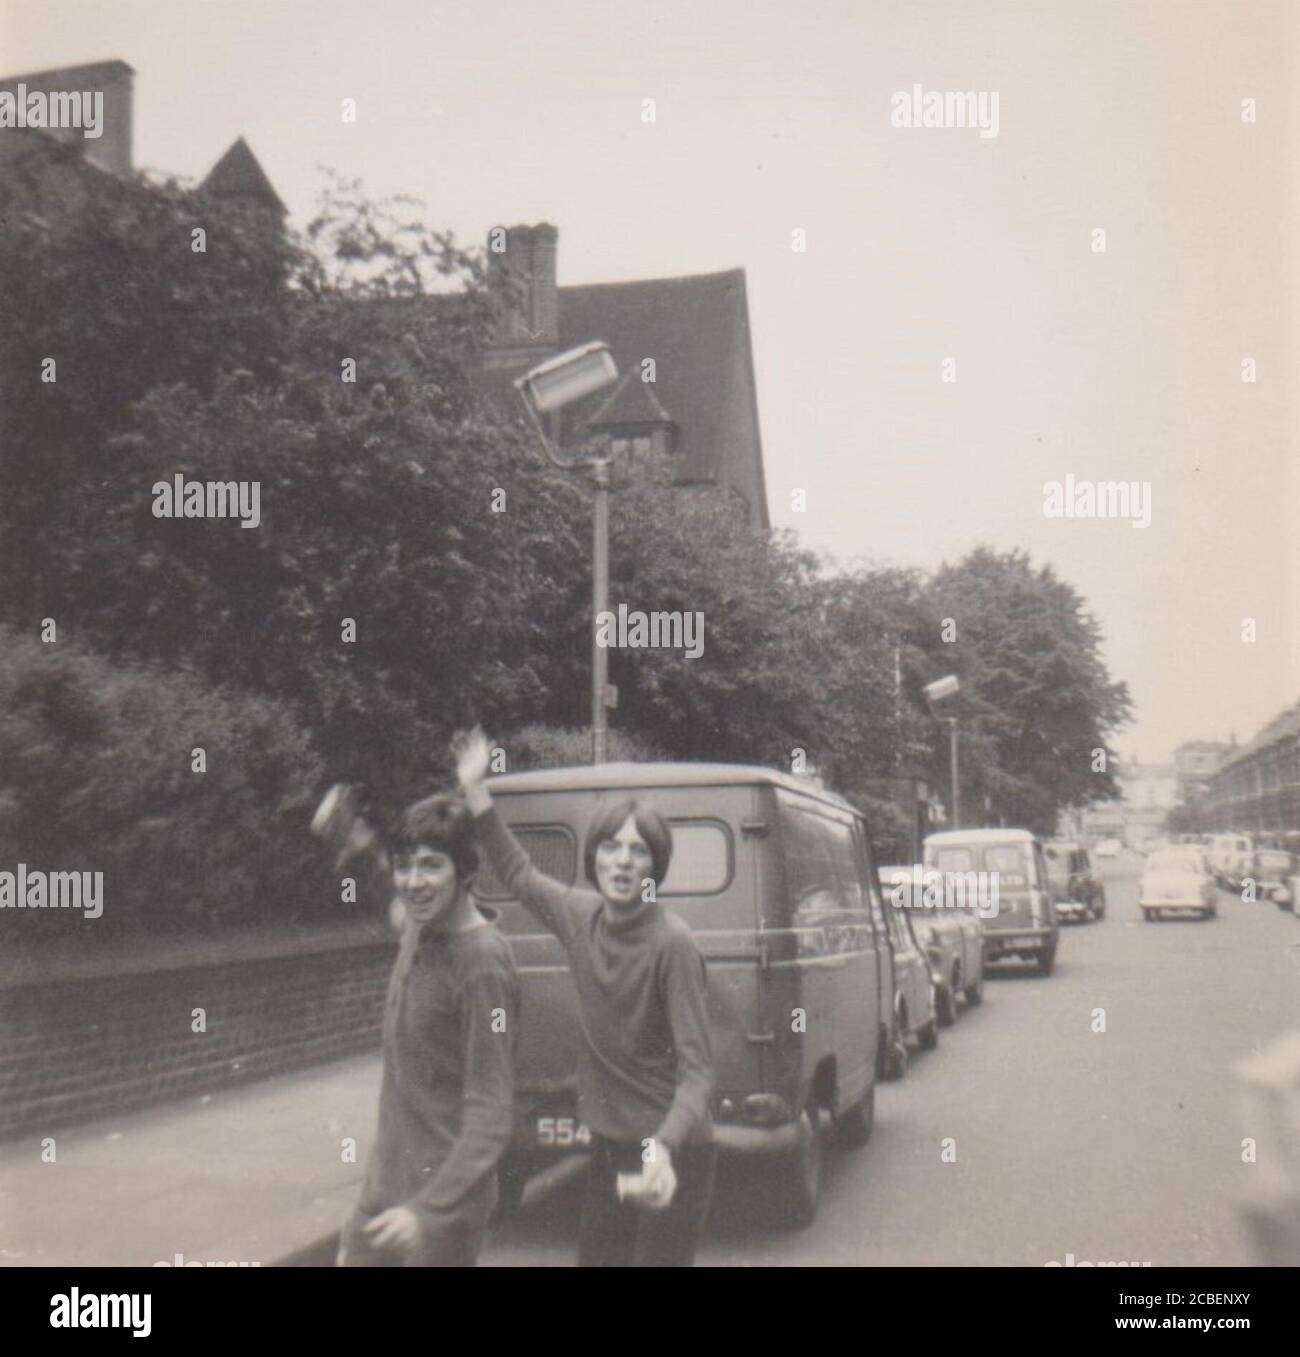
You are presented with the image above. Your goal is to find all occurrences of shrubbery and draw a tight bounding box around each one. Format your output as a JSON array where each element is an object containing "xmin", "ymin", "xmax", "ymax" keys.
[{"xmin": 0, "ymin": 629, "xmax": 330, "ymax": 933}]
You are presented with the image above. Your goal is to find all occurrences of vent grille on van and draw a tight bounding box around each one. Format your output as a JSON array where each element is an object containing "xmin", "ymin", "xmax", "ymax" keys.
[{"xmin": 476, "ymin": 827, "xmax": 577, "ymax": 899}]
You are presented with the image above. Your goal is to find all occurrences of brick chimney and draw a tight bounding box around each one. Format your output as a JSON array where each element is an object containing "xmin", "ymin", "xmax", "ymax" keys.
[
  {"xmin": 0, "ymin": 59, "xmax": 134, "ymax": 177},
  {"xmin": 487, "ymin": 222, "xmax": 559, "ymax": 349}
]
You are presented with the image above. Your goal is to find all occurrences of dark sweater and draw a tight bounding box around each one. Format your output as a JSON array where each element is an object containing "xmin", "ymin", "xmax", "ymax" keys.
[
  {"xmin": 360, "ymin": 911, "xmax": 519, "ymax": 1230},
  {"xmin": 476, "ymin": 805, "xmax": 714, "ymax": 1151}
]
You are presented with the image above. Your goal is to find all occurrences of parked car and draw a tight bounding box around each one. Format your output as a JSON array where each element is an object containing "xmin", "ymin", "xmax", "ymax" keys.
[
  {"xmin": 1094, "ymin": 838, "xmax": 1123, "ymax": 858},
  {"xmin": 1139, "ymin": 846, "xmax": 1218, "ymax": 921},
  {"xmin": 1208, "ymin": 833, "xmax": 1254, "ymax": 890},
  {"xmin": 874, "ymin": 872, "xmax": 939, "ymax": 1078},
  {"xmin": 880, "ymin": 864, "xmax": 985, "ymax": 1026},
  {"xmin": 478, "ymin": 762, "xmax": 888, "ymax": 1228},
  {"xmin": 1250, "ymin": 850, "xmax": 1294, "ymax": 909},
  {"xmin": 1043, "ymin": 841, "xmax": 1106, "ymax": 922},
  {"xmin": 923, "ymin": 828, "xmax": 1059, "ymax": 976}
]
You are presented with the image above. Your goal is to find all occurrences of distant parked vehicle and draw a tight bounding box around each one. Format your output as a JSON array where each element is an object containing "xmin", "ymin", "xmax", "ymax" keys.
[
  {"xmin": 1208, "ymin": 833, "xmax": 1254, "ymax": 890},
  {"xmin": 1250, "ymin": 850, "xmax": 1294, "ymax": 909},
  {"xmin": 1043, "ymin": 841, "xmax": 1106, "ymax": 923},
  {"xmin": 924, "ymin": 828, "xmax": 1059, "ymax": 976},
  {"xmin": 1139, "ymin": 846, "xmax": 1218, "ymax": 921},
  {"xmin": 1094, "ymin": 838, "xmax": 1123, "ymax": 858},
  {"xmin": 875, "ymin": 871, "xmax": 939, "ymax": 1077},
  {"xmin": 879, "ymin": 865, "xmax": 985, "ymax": 1026}
]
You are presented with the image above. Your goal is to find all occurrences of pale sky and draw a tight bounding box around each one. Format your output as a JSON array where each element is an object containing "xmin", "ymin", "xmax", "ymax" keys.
[{"xmin": 4, "ymin": 0, "xmax": 1296, "ymax": 761}]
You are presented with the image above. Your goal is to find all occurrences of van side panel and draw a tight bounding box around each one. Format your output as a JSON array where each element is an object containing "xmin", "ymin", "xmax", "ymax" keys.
[{"xmin": 764, "ymin": 789, "xmax": 880, "ymax": 1119}]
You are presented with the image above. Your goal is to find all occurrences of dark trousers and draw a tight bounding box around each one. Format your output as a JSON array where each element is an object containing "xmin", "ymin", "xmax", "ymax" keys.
[{"xmin": 577, "ymin": 1137, "xmax": 717, "ymax": 1267}]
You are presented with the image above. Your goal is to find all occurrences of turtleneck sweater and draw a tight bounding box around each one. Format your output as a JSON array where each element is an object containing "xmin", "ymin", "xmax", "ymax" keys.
[{"xmin": 475, "ymin": 805, "xmax": 714, "ymax": 1151}]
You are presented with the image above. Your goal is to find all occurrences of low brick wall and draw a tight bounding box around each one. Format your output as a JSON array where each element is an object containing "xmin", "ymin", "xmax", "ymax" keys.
[{"xmin": 0, "ymin": 940, "xmax": 395, "ymax": 1139}]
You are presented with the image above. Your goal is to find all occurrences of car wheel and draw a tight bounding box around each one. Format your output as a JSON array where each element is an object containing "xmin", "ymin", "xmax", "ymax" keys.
[
  {"xmin": 834, "ymin": 1083, "xmax": 875, "ymax": 1149},
  {"xmin": 1203, "ymin": 904, "xmax": 1217, "ymax": 920},
  {"xmin": 1142, "ymin": 907, "xmax": 1153, "ymax": 922},
  {"xmin": 964, "ymin": 969, "xmax": 984, "ymax": 1006},
  {"xmin": 936, "ymin": 977, "xmax": 958, "ymax": 1027},
  {"xmin": 1036, "ymin": 947, "xmax": 1055, "ymax": 977},
  {"xmin": 772, "ymin": 1102, "xmax": 823, "ymax": 1228},
  {"xmin": 918, "ymin": 1004, "xmax": 939, "ymax": 1051},
  {"xmin": 883, "ymin": 1010, "xmax": 909, "ymax": 1080}
]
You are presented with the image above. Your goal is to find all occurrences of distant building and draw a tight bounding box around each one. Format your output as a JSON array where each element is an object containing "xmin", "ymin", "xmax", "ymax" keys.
[
  {"xmin": 1077, "ymin": 756, "xmax": 1178, "ymax": 847},
  {"xmin": 1205, "ymin": 704, "xmax": 1300, "ymax": 835}
]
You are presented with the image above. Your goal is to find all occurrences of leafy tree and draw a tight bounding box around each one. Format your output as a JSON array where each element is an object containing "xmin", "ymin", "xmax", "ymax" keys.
[{"xmin": 923, "ymin": 547, "xmax": 1131, "ymax": 834}]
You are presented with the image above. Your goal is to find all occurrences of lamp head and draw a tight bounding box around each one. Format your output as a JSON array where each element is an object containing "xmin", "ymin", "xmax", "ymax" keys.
[
  {"xmin": 924, "ymin": 675, "xmax": 960, "ymax": 704},
  {"xmin": 515, "ymin": 341, "xmax": 618, "ymax": 415}
]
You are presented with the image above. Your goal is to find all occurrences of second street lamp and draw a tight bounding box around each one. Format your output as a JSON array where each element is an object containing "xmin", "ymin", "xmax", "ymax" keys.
[
  {"xmin": 924, "ymin": 674, "xmax": 961, "ymax": 829},
  {"xmin": 514, "ymin": 342, "xmax": 620, "ymax": 765}
]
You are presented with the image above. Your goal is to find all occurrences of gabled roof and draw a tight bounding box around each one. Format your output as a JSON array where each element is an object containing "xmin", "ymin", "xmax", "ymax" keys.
[
  {"xmin": 200, "ymin": 137, "xmax": 286, "ymax": 214},
  {"xmin": 584, "ymin": 369, "xmax": 675, "ymax": 430},
  {"xmin": 556, "ymin": 269, "xmax": 767, "ymax": 519}
]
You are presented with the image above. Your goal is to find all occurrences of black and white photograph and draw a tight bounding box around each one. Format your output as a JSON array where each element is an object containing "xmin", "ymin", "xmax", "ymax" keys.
[{"xmin": 0, "ymin": 0, "xmax": 1297, "ymax": 1307}]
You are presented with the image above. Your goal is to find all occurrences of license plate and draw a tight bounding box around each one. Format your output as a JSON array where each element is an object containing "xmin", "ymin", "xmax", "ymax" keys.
[{"xmin": 536, "ymin": 1115, "xmax": 592, "ymax": 1148}]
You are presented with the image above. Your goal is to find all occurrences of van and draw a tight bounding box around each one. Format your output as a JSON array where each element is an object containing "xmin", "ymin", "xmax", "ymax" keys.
[
  {"xmin": 1043, "ymin": 841, "xmax": 1106, "ymax": 922},
  {"xmin": 923, "ymin": 828, "xmax": 1059, "ymax": 975},
  {"xmin": 1207, "ymin": 833, "xmax": 1254, "ymax": 890},
  {"xmin": 477, "ymin": 762, "xmax": 888, "ymax": 1227}
]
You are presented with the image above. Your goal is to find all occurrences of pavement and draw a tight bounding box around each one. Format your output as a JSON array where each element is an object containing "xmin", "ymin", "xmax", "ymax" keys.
[
  {"xmin": 4, "ymin": 852, "xmax": 1297, "ymax": 1267},
  {"xmin": 1, "ymin": 1054, "xmax": 381, "ymax": 1267}
]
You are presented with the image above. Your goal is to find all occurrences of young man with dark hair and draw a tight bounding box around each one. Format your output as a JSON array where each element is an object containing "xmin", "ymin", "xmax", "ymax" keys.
[
  {"xmin": 454, "ymin": 729, "xmax": 716, "ymax": 1268},
  {"xmin": 321, "ymin": 789, "xmax": 519, "ymax": 1267}
]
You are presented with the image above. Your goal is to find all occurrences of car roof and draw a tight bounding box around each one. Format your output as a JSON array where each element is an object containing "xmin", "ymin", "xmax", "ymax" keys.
[
  {"xmin": 925, "ymin": 828, "xmax": 1037, "ymax": 845},
  {"xmin": 487, "ymin": 761, "xmax": 859, "ymax": 812}
]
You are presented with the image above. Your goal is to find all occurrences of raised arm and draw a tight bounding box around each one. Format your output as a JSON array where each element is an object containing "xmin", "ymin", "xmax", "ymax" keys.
[{"xmin": 455, "ymin": 728, "xmax": 581, "ymax": 943}]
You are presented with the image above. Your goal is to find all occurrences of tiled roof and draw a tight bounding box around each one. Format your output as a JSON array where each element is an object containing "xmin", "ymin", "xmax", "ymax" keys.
[
  {"xmin": 200, "ymin": 137, "xmax": 286, "ymax": 214},
  {"xmin": 555, "ymin": 269, "xmax": 754, "ymax": 489}
]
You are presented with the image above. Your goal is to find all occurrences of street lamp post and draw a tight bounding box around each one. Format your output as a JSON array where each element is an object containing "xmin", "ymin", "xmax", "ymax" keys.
[
  {"xmin": 945, "ymin": 715, "xmax": 960, "ymax": 829},
  {"xmin": 590, "ymin": 456, "xmax": 611, "ymax": 764},
  {"xmin": 514, "ymin": 342, "xmax": 620, "ymax": 765},
  {"xmin": 924, "ymin": 674, "xmax": 961, "ymax": 829}
]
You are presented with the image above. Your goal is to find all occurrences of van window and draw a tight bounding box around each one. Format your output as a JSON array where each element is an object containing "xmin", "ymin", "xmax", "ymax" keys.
[
  {"xmin": 659, "ymin": 821, "xmax": 732, "ymax": 895},
  {"xmin": 984, "ymin": 844, "xmax": 1030, "ymax": 886},
  {"xmin": 930, "ymin": 846, "xmax": 976, "ymax": 874},
  {"xmin": 475, "ymin": 825, "xmax": 577, "ymax": 900},
  {"xmin": 780, "ymin": 798, "xmax": 865, "ymax": 915}
]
